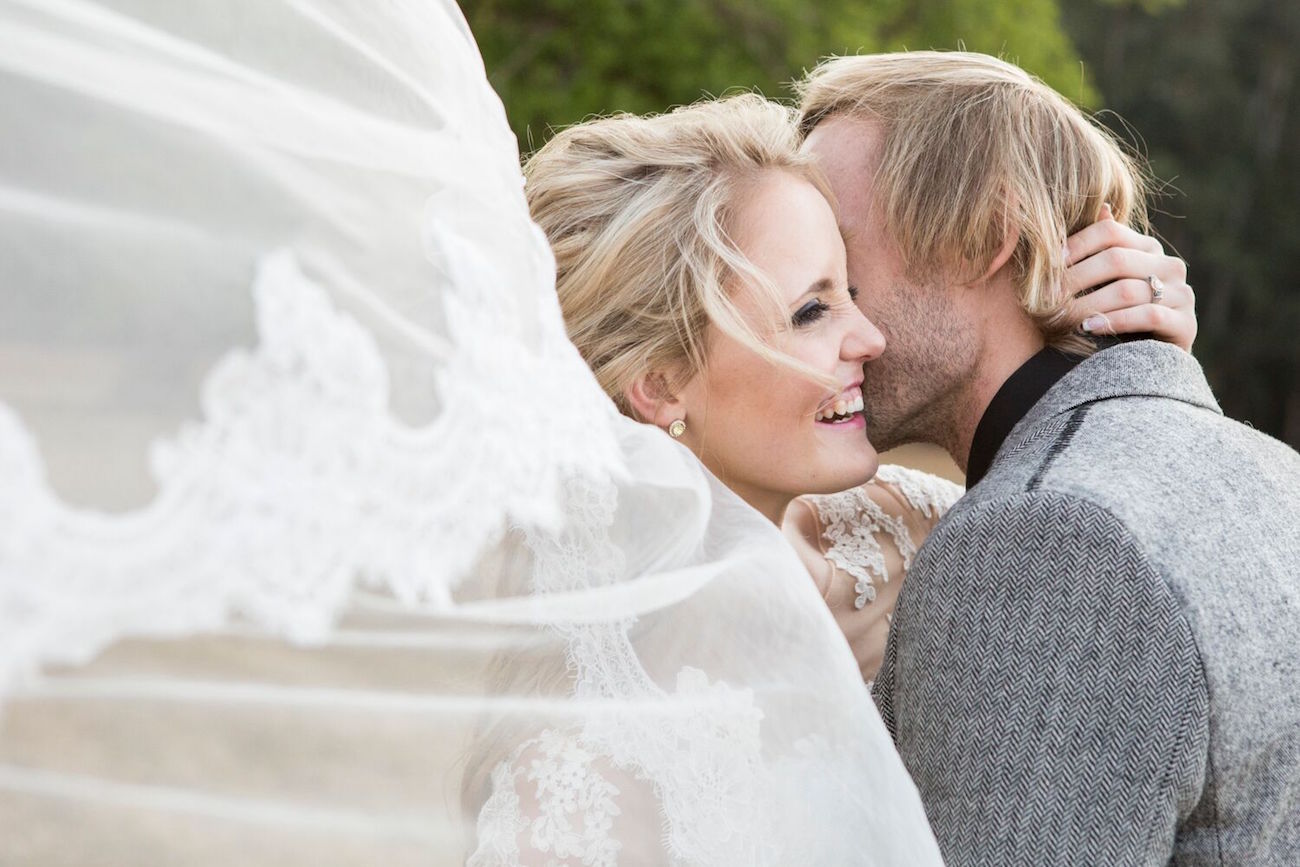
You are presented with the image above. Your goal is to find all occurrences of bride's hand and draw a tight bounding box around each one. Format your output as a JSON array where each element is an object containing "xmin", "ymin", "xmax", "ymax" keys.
[{"xmin": 1063, "ymin": 205, "xmax": 1196, "ymax": 351}]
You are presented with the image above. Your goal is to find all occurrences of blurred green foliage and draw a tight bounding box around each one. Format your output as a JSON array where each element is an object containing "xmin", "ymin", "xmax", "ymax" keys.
[
  {"xmin": 463, "ymin": 0, "xmax": 1095, "ymax": 149},
  {"xmin": 463, "ymin": 0, "xmax": 1299, "ymax": 447}
]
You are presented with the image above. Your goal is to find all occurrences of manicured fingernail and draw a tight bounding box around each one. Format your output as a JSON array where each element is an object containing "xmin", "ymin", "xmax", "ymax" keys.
[
  {"xmin": 1101, "ymin": 202, "xmax": 1114, "ymax": 218},
  {"xmin": 1081, "ymin": 315, "xmax": 1105, "ymax": 334}
]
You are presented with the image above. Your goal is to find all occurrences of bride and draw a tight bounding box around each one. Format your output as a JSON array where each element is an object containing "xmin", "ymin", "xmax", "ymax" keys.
[{"xmin": 0, "ymin": 2, "xmax": 1194, "ymax": 864}]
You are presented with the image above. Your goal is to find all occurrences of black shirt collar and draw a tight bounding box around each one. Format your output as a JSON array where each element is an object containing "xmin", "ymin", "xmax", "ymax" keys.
[{"xmin": 965, "ymin": 346, "xmax": 1090, "ymax": 488}]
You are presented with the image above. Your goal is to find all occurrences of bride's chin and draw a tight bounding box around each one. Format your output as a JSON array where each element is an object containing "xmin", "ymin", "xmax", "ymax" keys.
[{"xmin": 804, "ymin": 453, "xmax": 879, "ymax": 496}]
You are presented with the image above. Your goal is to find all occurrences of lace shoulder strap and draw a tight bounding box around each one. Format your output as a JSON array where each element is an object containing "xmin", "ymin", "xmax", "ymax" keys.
[{"xmin": 873, "ymin": 463, "xmax": 965, "ymax": 519}]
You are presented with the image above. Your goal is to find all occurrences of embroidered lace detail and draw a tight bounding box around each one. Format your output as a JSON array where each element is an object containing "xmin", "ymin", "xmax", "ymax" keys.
[
  {"xmin": 0, "ymin": 250, "xmax": 622, "ymax": 694},
  {"xmin": 525, "ymin": 731, "xmax": 622, "ymax": 865},
  {"xmin": 470, "ymin": 665, "xmax": 769, "ymax": 866},
  {"xmin": 595, "ymin": 666, "xmax": 767, "ymax": 865},
  {"xmin": 804, "ymin": 466, "xmax": 964, "ymax": 609},
  {"xmin": 813, "ymin": 489, "xmax": 907, "ymax": 609},
  {"xmin": 469, "ymin": 761, "xmax": 529, "ymax": 866},
  {"xmin": 469, "ymin": 730, "xmax": 623, "ymax": 867}
]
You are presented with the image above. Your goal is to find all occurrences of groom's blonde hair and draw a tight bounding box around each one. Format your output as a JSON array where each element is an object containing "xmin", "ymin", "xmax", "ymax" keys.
[
  {"xmin": 796, "ymin": 51, "xmax": 1150, "ymax": 350},
  {"xmin": 525, "ymin": 93, "xmax": 838, "ymax": 416}
]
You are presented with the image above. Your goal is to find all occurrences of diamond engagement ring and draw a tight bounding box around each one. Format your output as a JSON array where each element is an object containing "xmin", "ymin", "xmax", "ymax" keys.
[{"xmin": 1147, "ymin": 274, "xmax": 1166, "ymax": 303}]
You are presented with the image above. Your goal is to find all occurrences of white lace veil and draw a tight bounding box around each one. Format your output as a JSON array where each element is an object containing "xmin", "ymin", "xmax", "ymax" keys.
[{"xmin": 0, "ymin": 1, "xmax": 943, "ymax": 863}]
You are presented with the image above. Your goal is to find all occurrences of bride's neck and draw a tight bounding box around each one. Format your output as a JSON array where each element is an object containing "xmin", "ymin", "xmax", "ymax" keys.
[
  {"xmin": 698, "ymin": 459, "xmax": 792, "ymax": 526},
  {"xmin": 733, "ymin": 484, "xmax": 793, "ymax": 527}
]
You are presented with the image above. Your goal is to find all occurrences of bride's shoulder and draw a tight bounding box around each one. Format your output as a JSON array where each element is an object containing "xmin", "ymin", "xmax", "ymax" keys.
[{"xmin": 798, "ymin": 465, "xmax": 965, "ymax": 535}]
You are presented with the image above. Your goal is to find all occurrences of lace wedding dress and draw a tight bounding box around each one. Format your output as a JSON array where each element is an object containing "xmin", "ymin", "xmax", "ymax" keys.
[
  {"xmin": 0, "ymin": 1, "xmax": 944, "ymax": 864},
  {"xmin": 791, "ymin": 466, "xmax": 965, "ymax": 684}
]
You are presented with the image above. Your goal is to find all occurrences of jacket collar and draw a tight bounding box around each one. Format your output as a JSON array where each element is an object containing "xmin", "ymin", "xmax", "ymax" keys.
[
  {"xmin": 993, "ymin": 340, "xmax": 1221, "ymax": 471},
  {"xmin": 965, "ymin": 346, "xmax": 1087, "ymax": 487}
]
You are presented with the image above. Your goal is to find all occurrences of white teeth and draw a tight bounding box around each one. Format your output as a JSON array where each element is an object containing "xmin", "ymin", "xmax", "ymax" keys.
[{"xmin": 816, "ymin": 393, "xmax": 864, "ymax": 422}]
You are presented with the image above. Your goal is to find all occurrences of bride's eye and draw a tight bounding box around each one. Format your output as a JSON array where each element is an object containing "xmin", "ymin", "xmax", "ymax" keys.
[{"xmin": 792, "ymin": 299, "xmax": 829, "ymax": 327}]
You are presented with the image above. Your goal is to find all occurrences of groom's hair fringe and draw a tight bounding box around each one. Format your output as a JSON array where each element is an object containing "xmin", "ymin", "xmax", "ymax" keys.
[{"xmin": 796, "ymin": 51, "xmax": 1152, "ymax": 354}]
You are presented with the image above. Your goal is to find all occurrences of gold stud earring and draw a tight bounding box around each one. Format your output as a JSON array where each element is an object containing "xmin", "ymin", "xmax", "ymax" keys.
[{"xmin": 668, "ymin": 419, "xmax": 686, "ymax": 439}]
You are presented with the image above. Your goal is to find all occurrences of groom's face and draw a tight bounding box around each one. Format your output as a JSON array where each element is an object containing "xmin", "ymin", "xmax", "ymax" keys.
[{"xmin": 803, "ymin": 116, "xmax": 978, "ymax": 452}]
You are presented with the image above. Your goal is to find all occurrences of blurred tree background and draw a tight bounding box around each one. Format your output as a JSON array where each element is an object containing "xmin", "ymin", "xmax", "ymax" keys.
[
  {"xmin": 1063, "ymin": 0, "xmax": 1299, "ymax": 445},
  {"xmin": 463, "ymin": 0, "xmax": 1299, "ymax": 449}
]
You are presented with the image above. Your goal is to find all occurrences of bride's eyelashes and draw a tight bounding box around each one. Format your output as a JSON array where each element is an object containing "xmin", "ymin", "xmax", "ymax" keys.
[
  {"xmin": 791, "ymin": 285, "xmax": 860, "ymax": 328},
  {"xmin": 792, "ymin": 299, "xmax": 830, "ymax": 327}
]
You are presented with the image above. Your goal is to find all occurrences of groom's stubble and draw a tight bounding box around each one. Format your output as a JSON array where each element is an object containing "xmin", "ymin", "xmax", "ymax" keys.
[
  {"xmin": 803, "ymin": 115, "xmax": 982, "ymax": 460},
  {"xmin": 856, "ymin": 277, "xmax": 980, "ymax": 457}
]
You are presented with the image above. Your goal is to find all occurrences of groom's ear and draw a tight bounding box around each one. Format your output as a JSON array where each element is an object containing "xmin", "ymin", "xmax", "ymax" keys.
[
  {"xmin": 625, "ymin": 371, "xmax": 684, "ymax": 428},
  {"xmin": 967, "ymin": 224, "xmax": 1021, "ymax": 287}
]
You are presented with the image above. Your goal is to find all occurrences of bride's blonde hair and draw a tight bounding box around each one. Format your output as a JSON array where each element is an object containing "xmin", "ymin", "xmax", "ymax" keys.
[{"xmin": 525, "ymin": 92, "xmax": 838, "ymax": 415}]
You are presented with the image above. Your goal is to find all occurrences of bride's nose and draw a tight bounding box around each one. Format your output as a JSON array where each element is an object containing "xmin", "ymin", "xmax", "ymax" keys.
[{"xmin": 842, "ymin": 309, "xmax": 886, "ymax": 362}]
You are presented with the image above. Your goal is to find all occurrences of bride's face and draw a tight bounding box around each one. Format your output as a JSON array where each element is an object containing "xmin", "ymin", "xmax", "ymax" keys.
[{"xmin": 675, "ymin": 171, "xmax": 885, "ymax": 520}]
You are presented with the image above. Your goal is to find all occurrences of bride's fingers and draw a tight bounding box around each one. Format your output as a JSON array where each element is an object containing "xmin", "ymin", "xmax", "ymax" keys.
[
  {"xmin": 1065, "ymin": 216, "xmax": 1163, "ymax": 268},
  {"xmin": 1074, "ymin": 281, "xmax": 1198, "ymax": 350},
  {"xmin": 1080, "ymin": 304, "xmax": 1184, "ymax": 339},
  {"xmin": 1064, "ymin": 246, "xmax": 1187, "ymax": 297},
  {"xmin": 1062, "ymin": 213, "xmax": 1197, "ymax": 351},
  {"xmin": 1071, "ymin": 276, "xmax": 1195, "ymax": 319}
]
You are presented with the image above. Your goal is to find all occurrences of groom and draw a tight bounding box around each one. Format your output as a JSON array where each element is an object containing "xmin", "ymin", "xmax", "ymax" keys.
[{"xmin": 797, "ymin": 52, "xmax": 1300, "ymax": 865}]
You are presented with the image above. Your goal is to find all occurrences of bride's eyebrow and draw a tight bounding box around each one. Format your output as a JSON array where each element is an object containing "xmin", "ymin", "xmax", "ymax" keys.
[{"xmin": 792, "ymin": 277, "xmax": 834, "ymax": 304}]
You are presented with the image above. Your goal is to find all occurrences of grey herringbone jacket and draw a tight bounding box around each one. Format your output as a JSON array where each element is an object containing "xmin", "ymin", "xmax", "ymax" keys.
[{"xmin": 873, "ymin": 341, "xmax": 1300, "ymax": 866}]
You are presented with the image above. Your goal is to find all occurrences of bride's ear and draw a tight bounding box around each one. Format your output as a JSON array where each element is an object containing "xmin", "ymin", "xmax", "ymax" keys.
[{"xmin": 625, "ymin": 371, "xmax": 685, "ymax": 430}]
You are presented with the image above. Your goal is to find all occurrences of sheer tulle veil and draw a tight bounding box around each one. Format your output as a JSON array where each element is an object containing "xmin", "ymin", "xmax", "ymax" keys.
[{"xmin": 0, "ymin": 1, "xmax": 942, "ymax": 862}]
